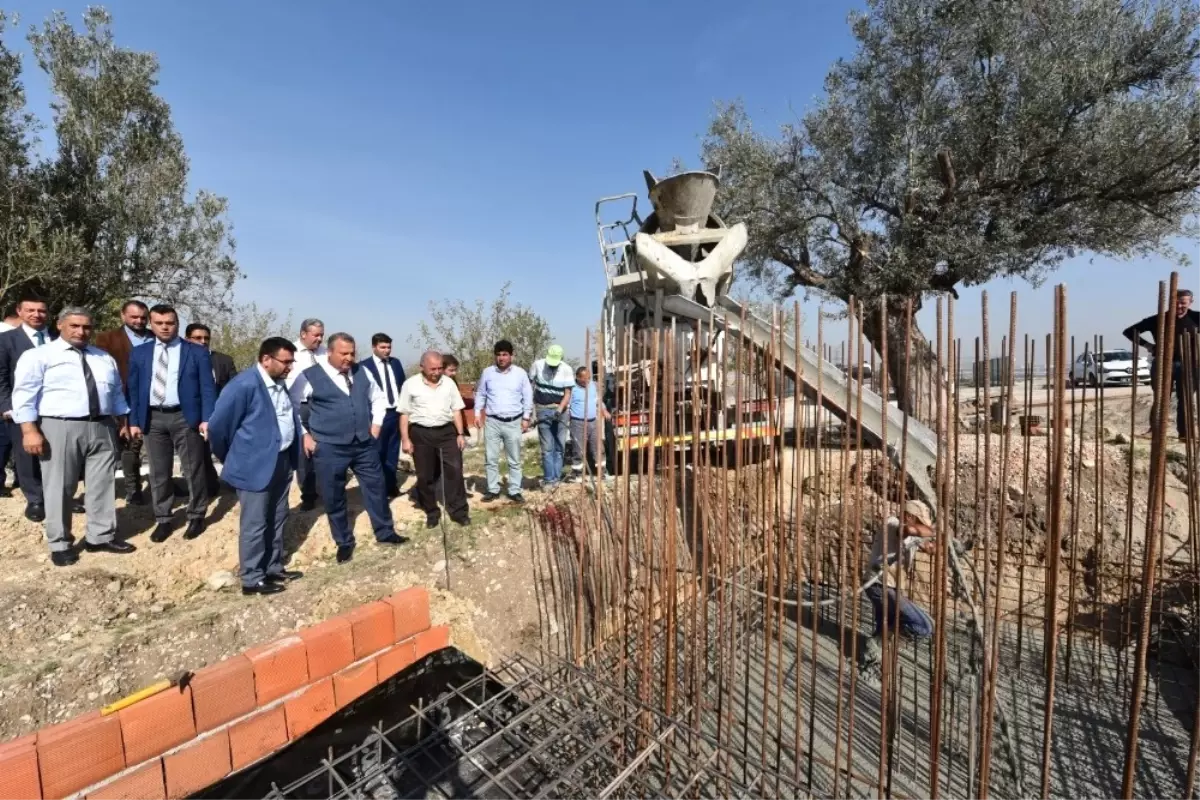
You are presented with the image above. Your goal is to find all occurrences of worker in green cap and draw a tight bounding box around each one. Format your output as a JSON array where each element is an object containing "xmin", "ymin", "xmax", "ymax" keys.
[{"xmin": 530, "ymin": 344, "xmax": 574, "ymax": 488}]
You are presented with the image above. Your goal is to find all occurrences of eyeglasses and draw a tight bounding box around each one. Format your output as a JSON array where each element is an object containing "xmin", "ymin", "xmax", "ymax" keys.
[{"xmin": 270, "ymin": 355, "xmax": 296, "ymax": 367}]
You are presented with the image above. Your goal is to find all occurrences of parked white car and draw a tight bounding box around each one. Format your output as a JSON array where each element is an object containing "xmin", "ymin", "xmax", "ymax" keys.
[{"xmin": 1070, "ymin": 349, "xmax": 1151, "ymax": 386}]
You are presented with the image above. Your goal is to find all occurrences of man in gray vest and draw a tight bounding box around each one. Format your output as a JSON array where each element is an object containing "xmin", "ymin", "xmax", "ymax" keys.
[{"xmin": 287, "ymin": 332, "xmax": 406, "ymax": 564}]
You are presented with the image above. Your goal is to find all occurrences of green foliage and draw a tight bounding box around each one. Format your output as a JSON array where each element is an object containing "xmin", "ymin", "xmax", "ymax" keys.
[
  {"xmin": 701, "ymin": 0, "xmax": 1200, "ymax": 407},
  {"xmin": 208, "ymin": 302, "xmax": 295, "ymax": 371},
  {"xmin": 0, "ymin": 8, "xmax": 238, "ymax": 325},
  {"xmin": 410, "ymin": 281, "xmax": 553, "ymax": 383}
]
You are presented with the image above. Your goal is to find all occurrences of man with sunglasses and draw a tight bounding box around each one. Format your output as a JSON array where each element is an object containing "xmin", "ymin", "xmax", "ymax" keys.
[{"xmin": 207, "ymin": 338, "xmax": 304, "ymax": 596}]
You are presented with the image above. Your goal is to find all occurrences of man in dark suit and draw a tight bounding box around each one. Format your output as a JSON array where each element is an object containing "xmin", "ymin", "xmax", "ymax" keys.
[
  {"xmin": 127, "ymin": 304, "xmax": 216, "ymax": 543},
  {"xmin": 95, "ymin": 300, "xmax": 152, "ymax": 504},
  {"xmin": 208, "ymin": 337, "xmax": 303, "ymax": 595},
  {"xmin": 0, "ymin": 295, "xmax": 55, "ymax": 520},
  {"xmin": 186, "ymin": 322, "xmax": 237, "ymax": 494},
  {"xmin": 360, "ymin": 332, "xmax": 406, "ymax": 499}
]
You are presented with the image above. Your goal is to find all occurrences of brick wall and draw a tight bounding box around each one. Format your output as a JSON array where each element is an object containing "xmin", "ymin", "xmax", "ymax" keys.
[{"xmin": 0, "ymin": 587, "xmax": 450, "ymax": 800}]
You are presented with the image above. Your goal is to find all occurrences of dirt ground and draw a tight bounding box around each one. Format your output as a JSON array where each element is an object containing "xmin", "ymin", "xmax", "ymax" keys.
[{"xmin": 0, "ymin": 435, "xmax": 565, "ymax": 740}]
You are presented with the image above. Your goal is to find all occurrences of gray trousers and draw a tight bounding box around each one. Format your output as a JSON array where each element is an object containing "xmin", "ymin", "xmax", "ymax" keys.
[
  {"xmin": 238, "ymin": 449, "xmax": 291, "ymax": 586},
  {"xmin": 483, "ymin": 417, "xmax": 524, "ymax": 496},
  {"xmin": 146, "ymin": 409, "xmax": 209, "ymax": 523},
  {"xmin": 40, "ymin": 417, "xmax": 118, "ymax": 552},
  {"xmin": 569, "ymin": 417, "xmax": 604, "ymax": 476}
]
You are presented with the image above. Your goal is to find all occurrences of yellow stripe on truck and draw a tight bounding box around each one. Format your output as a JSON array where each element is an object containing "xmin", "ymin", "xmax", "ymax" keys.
[{"xmin": 623, "ymin": 424, "xmax": 777, "ymax": 449}]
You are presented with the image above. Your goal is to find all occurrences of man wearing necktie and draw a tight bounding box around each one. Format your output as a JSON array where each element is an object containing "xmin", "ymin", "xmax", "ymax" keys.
[
  {"xmin": 127, "ymin": 305, "xmax": 216, "ymax": 543},
  {"xmin": 208, "ymin": 337, "xmax": 304, "ymax": 595},
  {"xmin": 287, "ymin": 332, "xmax": 405, "ymax": 564},
  {"xmin": 285, "ymin": 318, "xmax": 326, "ymax": 510},
  {"xmin": 95, "ymin": 301, "xmax": 153, "ymax": 504},
  {"xmin": 360, "ymin": 333, "xmax": 407, "ymax": 499},
  {"xmin": 11, "ymin": 307, "xmax": 136, "ymax": 566},
  {"xmin": 0, "ymin": 295, "xmax": 55, "ymax": 521}
]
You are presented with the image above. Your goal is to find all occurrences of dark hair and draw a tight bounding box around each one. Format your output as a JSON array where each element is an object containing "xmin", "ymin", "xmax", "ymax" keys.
[
  {"xmin": 122, "ymin": 300, "xmax": 149, "ymax": 313},
  {"xmin": 494, "ymin": 339, "xmax": 513, "ymax": 355},
  {"xmin": 1, "ymin": 304, "xmax": 15, "ymax": 318},
  {"xmin": 185, "ymin": 323, "xmax": 211, "ymax": 337},
  {"xmin": 16, "ymin": 293, "xmax": 46, "ymax": 308},
  {"xmin": 441, "ymin": 353, "xmax": 459, "ymax": 368},
  {"xmin": 371, "ymin": 332, "xmax": 392, "ymax": 346},
  {"xmin": 1180, "ymin": 289, "xmax": 1194, "ymax": 299},
  {"xmin": 258, "ymin": 337, "xmax": 296, "ymax": 360},
  {"xmin": 575, "ymin": 365, "xmax": 589, "ymax": 377},
  {"xmin": 148, "ymin": 303, "xmax": 177, "ymax": 319}
]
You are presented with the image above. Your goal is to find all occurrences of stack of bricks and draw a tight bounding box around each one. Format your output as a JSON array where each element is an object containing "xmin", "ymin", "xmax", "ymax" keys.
[{"xmin": 0, "ymin": 587, "xmax": 449, "ymax": 800}]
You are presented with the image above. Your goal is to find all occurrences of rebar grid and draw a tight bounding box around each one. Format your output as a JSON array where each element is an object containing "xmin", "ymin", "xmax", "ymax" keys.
[{"xmin": 528, "ymin": 276, "xmax": 1199, "ymax": 799}]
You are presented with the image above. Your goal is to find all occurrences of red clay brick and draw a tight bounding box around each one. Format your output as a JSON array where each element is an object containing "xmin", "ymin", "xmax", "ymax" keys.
[
  {"xmin": 87, "ymin": 760, "xmax": 165, "ymax": 800},
  {"xmin": 283, "ymin": 678, "xmax": 336, "ymax": 739},
  {"xmin": 375, "ymin": 640, "xmax": 417, "ymax": 682},
  {"xmin": 37, "ymin": 712, "xmax": 125, "ymax": 799},
  {"xmin": 297, "ymin": 618, "xmax": 355, "ymax": 680},
  {"xmin": 119, "ymin": 685, "xmax": 196, "ymax": 765},
  {"xmin": 342, "ymin": 602, "xmax": 394, "ymax": 658},
  {"xmin": 228, "ymin": 707, "xmax": 288, "ymax": 772},
  {"xmin": 244, "ymin": 636, "xmax": 309, "ymax": 705},
  {"xmin": 162, "ymin": 731, "xmax": 231, "ymax": 800},
  {"xmin": 0, "ymin": 735, "xmax": 41, "ymax": 800},
  {"xmin": 384, "ymin": 586, "xmax": 431, "ymax": 642},
  {"xmin": 413, "ymin": 625, "xmax": 451, "ymax": 660},
  {"xmin": 333, "ymin": 661, "xmax": 378, "ymax": 709},
  {"xmin": 189, "ymin": 656, "xmax": 257, "ymax": 733}
]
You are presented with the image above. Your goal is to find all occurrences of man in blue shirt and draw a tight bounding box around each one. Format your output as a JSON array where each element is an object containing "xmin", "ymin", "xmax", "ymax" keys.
[
  {"xmin": 563, "ymin": 366, "xmax": 610, "ymax": 478},
  {"xmin": 530, "ymin": 344, "xmax": 574, "ymax": 488},
  {"xmin": 474, "ymin": 340, "xmax": 533, "ymax": 502}
]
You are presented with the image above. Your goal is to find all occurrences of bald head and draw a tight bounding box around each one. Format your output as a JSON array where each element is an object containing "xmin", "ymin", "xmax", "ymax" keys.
[{"xmin": 420, "ymin": 350, "xmax": 444, "ymax": 382}]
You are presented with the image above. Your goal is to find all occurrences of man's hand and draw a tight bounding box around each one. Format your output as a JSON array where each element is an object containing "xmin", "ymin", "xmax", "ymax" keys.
[
  {"xmin": 128, "ymin": 426, "xmax": 143, "ymax": 440},
  {"xmin": 2, "ymin": 411, "xmax": 11, "ymax": 421},
  {"xmin": 303, "ymin": 433, "xmax": 317, "ymax": 457},
  {"xmin": 370, "ymin": 424, "xmax": 381, "ymax": 439},
  {"xmin": 199, "ymin": 422, "xmax": 208, "ymax": 438},
  {"xmin": 456, "ymin": 434, "xmax": 465, "ymax": 451},
  {"xmin": 119, "ymin": 424, "xmax": 130, "ymax": 440},
  {"xmin": 402, "ymin": 438, "xmax": 414, "ymax": 455},
  {"xmin": 475, "ymin": 415, "xmax": 484, "ymax": 429},
  {"xmin": 22, "ymin": 428, "xmax": 45, "ymax": 457},
  {"xmin": 521, "ymin": 418, "xmax": 530, "ymax": 433}
]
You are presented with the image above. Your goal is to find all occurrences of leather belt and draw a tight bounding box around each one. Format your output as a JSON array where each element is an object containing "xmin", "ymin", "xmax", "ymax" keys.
[
  {"xmin": 489, "ymin": 413, "xmax": 522, "ymax": 423},
  {"xmin": 150, "ymin": 405, "xmax": 182, "ymax": 413},
  {"xmin": 44, "ymin": 415, "xmax": 109, "ymax": 422}
]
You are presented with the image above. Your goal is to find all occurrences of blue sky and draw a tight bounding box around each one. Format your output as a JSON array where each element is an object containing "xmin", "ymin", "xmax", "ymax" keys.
[{"xmin": 5, "ymin": 0, "xmax": 1197, "ymax": 365}]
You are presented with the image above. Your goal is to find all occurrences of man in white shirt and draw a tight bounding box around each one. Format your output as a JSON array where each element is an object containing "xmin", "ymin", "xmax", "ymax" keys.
[
  {"xmin": 0, "ymin": 295, "xmax": 56, "ymax": 519},
  {"xmin": 11, "ymin": 307, "xmax": 136, "ymax": 567},
  {"xmin": 288, "ymin": 332, "xmax": 405, "ymax": 563},
  {"xmin": 360, "ymin": 333, "xmax": 407, "ymax": 499},
  {"xmin": 285, "ymin": 318, "xmax": 326, "ymax": 510},
  {"xmin": 399, "ymin": 351, "xmax": 469, "ymax": 528}
]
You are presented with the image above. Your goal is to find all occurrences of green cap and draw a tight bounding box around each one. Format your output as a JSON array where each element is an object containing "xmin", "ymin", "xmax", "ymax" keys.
[{"xmin": 545, "ymin": 344, "xmax": 564, "ymax": 367}]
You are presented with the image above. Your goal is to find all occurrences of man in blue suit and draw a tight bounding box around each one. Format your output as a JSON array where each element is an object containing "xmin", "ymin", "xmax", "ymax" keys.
[
  {"xmin": 360, "ymin": 332, "xmax": 406, "ymax": 499},
  {"xmin": 127, "ymin": 304, "xmax": 216, "ymax": 543},
  {"xmin": 208, "ymin": 337, "xmax": 303, "ymax": 595}
]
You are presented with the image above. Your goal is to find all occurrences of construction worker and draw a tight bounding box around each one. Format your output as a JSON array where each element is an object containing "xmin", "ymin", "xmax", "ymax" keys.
[
  {"xmin": 530, "ymin": 344, "xmax": 574, "ymax": 488},
  {"xmin": 1123, "ymin": 288, "xmax": 1200, "ymax": 440},
  {"xmin": 859, "ymin": 500, "xmax": 936, "ymax": 680}
]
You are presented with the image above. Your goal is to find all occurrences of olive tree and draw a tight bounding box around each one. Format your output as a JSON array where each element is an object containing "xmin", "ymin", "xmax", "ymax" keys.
[{"xmin": 702, "ymin": 0, "xmax": 1199, "ymax": 412}]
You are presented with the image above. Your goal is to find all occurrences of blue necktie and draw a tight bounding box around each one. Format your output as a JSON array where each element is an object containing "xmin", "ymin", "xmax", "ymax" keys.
[{"xmin": 34, "ymin": 330, "xmax": 45, "ymax": 346}]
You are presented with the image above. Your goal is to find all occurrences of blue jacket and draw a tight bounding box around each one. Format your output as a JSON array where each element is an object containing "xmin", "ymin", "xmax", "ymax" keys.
[
  {"xmin": 359, "ymin": 356, "xmax": 405, "ymax": 407},
  {"xmin": 207, "ymin": 368, "xmax": 301, "ymax": 492},
  {"xmin": 127, "ymin": 338, "xmax": 216, "ymax": 430}
]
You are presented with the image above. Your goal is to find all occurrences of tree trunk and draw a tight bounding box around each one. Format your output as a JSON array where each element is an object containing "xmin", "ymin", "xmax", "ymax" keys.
[{"xmin": 860, "ymin": 294, "xmax": 942, "ymax": 422}]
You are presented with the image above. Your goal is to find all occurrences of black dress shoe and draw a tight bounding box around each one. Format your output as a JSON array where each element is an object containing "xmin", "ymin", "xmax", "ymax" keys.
[
  {"xmin": 24, "ymin": 504, "xmax": 45, "ymax": 523},
  {"xmin": 300, "ymin": 497, "xmax": 316, "ymax": 511},
  {"xmin": 84, "ymin": 540, "xmax": 136, "ymax": 554},
  {"xmin": 242, "ymin": 581, "xmax": 285, "ymax": 596},
  {"xmin": 265, "ymin": 570, "xmax": 304, "ymax": 583},
  {"xmin": 150, "ymin": 523, "xmax": 173, "ymax": 543},
  {"xmin": 386, "ymin": 487, "xmax": 401, "ymax": 500},
  {"xmin": 71, "ymin": 499, "xmax": 86, "ymax": 514},
  {"xmin": 51, "ymin": 550, "xmax": 79, "ymax": 567},
  {"xmin": 125, "ymin": 490, "xmax": 145, "ymax": 505},
  {"xmin": 336, "ymin": 544, "xmax": 355, "ymax": 564},
  {"xmin": 0, "ymin": 487, "xmax": 11, "ymax": 498},
  {"xmin": 376, "ymin": 533, "xmax": 408, "ymax": 546},
  {"xmin": 451, "ymin": 515, "xmax": 471, "ymax": 527},
  {"xmin": 425, "ymin": 514, "xmax": 440, "ymax": 529},
  {"xmin": 481, "ymin": 493, "xmax": 499, "ymax": 502},
  {"xmin": 509, "ymin": 493, "xmax": 525, "ymax": 504},
  {"xmin": 183, "ymin": 519, "xmax": 205, "ymax": 540}
]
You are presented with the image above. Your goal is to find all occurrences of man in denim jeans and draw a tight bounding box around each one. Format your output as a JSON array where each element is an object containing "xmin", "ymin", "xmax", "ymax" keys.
[
  {"xmin": 530, "ymin": 344, "xmax": 574, "ymax": 488},
  {"xmin": 859, "ymin": 500, "xmax": 936, "ymax": 683},
  {"xmin": 475, "ymin": 340, "xmax": 532, "ymax": 503}
]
